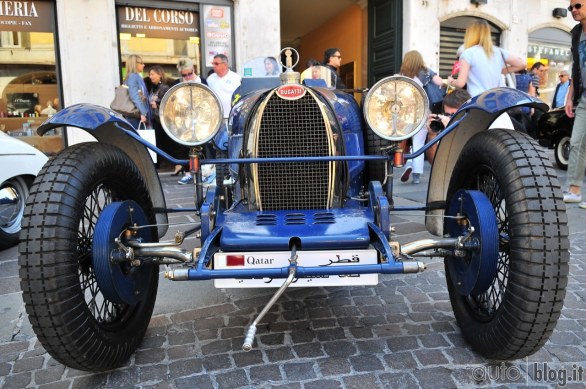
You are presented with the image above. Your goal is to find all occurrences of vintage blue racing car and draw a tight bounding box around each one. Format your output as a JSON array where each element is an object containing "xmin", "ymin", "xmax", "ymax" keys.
[{"xmin": 19, "ymin": 49, "xmax": 569, "ymax": 371}]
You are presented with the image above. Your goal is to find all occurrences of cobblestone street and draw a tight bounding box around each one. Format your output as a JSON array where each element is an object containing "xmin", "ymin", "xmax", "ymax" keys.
[{"xmin": 1, "ymin": 163, "xmax": 585, "ymax": 389}]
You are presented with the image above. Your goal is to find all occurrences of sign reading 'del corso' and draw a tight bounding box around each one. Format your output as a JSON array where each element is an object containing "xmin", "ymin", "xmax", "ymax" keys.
[
  {"xmin": 118, "ymin": 6, "xmax": 199, "ymax": 40},
  {"xmin": 0, "ymin": 1, "xmax": 54, "ymax": 32}
]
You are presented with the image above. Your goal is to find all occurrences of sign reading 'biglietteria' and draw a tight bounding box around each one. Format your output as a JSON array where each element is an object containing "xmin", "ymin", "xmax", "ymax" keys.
[{"xmin": 0, "ymin": 1, "xmax": 53, "ymax": 32}]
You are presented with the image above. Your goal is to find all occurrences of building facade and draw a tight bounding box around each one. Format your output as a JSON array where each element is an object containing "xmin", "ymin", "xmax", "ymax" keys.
[{"xmin": 0, "ymin": 0, "xmax": 576, "ymax": 152}]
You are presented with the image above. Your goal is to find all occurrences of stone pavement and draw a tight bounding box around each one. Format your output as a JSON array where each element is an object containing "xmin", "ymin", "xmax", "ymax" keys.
[{"xmin": 1, "ymin": 158, "xmax": 585, "ymax": 389}]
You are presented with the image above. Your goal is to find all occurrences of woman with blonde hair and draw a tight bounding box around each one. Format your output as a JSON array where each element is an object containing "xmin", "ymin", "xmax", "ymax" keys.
[
  {"xmin": 447, "ymin": 20, "xmax": 525, "ymax": 97},
  {"xmin": 399, "ymin": 50, "xmax": 443, "ymax": 184},
  {"xmin": 123, "ymin": 54, "xmax": 149, "ymax": 128}
]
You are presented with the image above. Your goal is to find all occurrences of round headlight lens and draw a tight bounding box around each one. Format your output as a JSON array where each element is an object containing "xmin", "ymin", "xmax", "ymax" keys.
[
  {"xmin": 364, "ymin": 76, "xmax": 429, "ymax": 141},
  {"xmin": 159, "ymin": 82, "xmax": 223, "ymax": 146}
]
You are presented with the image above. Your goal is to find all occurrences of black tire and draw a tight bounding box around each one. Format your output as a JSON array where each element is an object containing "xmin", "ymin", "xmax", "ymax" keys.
[
  {"xmin": 444, "ymin": 129, "xmax": 569, "ymax": 360},
  {"xmin": 554, "ymin": 135, "xmax": 570, "ymax": 170},
  {"xmin": 0, "ymin": 176, "xmax": 30, "ymax": 249},
  {"xmin": 19, "ymin": 143, "xmax": 159, "ymax": 371}
]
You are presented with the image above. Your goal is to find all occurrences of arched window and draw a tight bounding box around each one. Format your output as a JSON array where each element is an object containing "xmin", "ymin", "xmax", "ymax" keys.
[
  {"xmin": 528, "ymin": 27, "xmax": 571, "ymax": 104},
  {"xmin": 439, "ymin": 16, "xmax": 501, "ymax": 78}
]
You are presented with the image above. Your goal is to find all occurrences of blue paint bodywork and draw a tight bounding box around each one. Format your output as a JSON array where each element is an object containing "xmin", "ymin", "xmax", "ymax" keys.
[{"xmin": 35, "ymin": 83, "xmax": 547, "ymax": 281}]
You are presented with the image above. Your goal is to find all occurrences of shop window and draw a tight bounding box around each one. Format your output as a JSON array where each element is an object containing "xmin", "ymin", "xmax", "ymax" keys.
[
  {"xmin": 528, "ymin": 28, "xmax": 571, "ymax": 106},
  {"xmin": 115, "ymin": 3, "xmax": 234, "ymax": 85},
  {"xmin": 0, "ymin": 1, "xmax": 63, "ymax": 156},
  {"xmin": 117, "ymin": 5, "xmax": 202, "ymax": 83},
  {"xmin": 0, "ymin": 31, "xmax": 21, "ymax": 47}
]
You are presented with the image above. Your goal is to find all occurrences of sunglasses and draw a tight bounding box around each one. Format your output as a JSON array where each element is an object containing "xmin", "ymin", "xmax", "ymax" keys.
[
  {"xmin": 181, "ymin": 71, "xmax": 194, "ymax": 77},
  {"xmin": 568, "ymin": 3, "xmax": 583, "ymax": 11}
]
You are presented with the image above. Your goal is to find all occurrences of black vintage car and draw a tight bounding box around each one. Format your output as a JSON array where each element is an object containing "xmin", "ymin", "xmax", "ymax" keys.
[{"xmin": 536, "ymin": 107, "xmax": 573, "ymax": 170}]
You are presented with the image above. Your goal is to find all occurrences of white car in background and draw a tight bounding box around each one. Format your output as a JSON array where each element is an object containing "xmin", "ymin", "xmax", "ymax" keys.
[{"xmin": 0, "ymin": 131, "xmax": 48, "ymax": 249}]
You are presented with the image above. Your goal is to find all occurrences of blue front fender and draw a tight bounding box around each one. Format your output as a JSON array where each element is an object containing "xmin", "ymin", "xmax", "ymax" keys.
[
  {"xmin": 458, "ymin": 87, "xmax": 548, "ymax": 117},
  {"xmin": 37, "ymin": 103, "xmax": 169, "ymax": 238},
  {"xmin": 425, "ymin": 87, "xmax": 547, "ymax": 237}
]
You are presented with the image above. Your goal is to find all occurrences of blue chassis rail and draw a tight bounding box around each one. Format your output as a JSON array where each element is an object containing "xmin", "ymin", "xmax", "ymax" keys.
[
  {"xmin": 117, "ymin": 115, "xmax": 467, "ymax": 168},
  {"xmin": 184, "ymin": 222, "xmax": 406, "ymax": 281}
]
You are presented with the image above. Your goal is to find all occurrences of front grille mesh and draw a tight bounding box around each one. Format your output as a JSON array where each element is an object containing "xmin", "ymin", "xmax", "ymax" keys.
[{"xmin": 255, "ymin": 92, "xmax": 331, "ymax": 210}]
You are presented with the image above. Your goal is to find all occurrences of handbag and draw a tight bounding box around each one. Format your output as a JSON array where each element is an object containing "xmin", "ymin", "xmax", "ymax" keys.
[
  {"xmin": 420, "ymin": 69, "xmax": 445, "ymax": 114},
  {"xmin": 500, "ymin": 49, "xmax": 516, "ymax": 89},
  {"xmin": 110, "ymin": 85, "xmax": 140, "ymax": 118},
  {"xmin": 136, "ymin": 121, "xmax": 157, "ymax": 163}
]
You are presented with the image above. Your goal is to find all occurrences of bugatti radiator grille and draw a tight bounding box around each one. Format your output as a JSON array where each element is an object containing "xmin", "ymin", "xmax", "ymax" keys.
[{"xmin": 253, "ymin": 91, "xmax": 334, "ymax": 210}]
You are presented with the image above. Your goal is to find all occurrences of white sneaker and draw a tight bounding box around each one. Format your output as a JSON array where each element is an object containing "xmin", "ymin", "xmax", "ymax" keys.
[
  {"xmin": 579, "ymin": 201, "xmax": 586, "ymax": 209},
  {"xmin": 563, "ymin": 192, "xmax": 582, "ymax": 203}
]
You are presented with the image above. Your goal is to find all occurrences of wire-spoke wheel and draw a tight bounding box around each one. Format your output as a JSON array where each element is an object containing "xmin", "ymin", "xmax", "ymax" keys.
[
  {"xmin": 444, "ymin": 129, "xmax": 569, "ymax": 360},
  {"xmin": 19, "ymin": 143, "xmax": 159, "ymax": 371}
]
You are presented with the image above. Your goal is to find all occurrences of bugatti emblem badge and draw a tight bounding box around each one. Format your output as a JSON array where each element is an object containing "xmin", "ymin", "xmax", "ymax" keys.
[{"xmin": 276, "ymin": 84, "xmax": 305, "ymax": 100}]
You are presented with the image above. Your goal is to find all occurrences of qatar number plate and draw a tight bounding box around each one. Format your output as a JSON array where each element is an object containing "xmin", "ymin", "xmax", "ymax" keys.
[{"xmin": 213, "ymin": 249, "xmax": 378, "ymax": 288}]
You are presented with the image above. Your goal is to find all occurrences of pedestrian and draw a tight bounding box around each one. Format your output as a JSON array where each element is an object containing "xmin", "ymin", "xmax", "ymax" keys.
[
  {"xmin": 530, "ymin": 62, "xmax": 546, "ymax": 97},
  {"xmin": 425, "ymin": 89, "xmax": 471, "ymax": 165},
  {"xmin": 322, "ymin": 48, "xmax": 346, "ymax": 89},
  {"xmin": 174, "ymin": 58, "xmax": 205, "ymax": 182},
  {"xmin": 552, "ymin": 70, "xmax": 571, "ymax": 109},
  {"xmin": 447, "ymin": 44, "xmax": 465, "ymax": 93},
  {"xmin": 123, "ymin": 54, "xmax": 149, "ymax": 128},
  {"xmin": 512, "ymin": 69, "xmax": 537, "ymax": 136},
  {"xmin": 399, "ymin": 50, "xmax": 444, "ymax": 184},
  {"xmin": 147, "ymin": 65, "xmax": 180, "ymax": 173},
  {"xmin": 179, "ymin": 54, "xmax": 241, "ymax": 185},
  {"xmin": 447, "ymin": 20, "xmax": 525, "ymax": 97},
  {"xmin": 174, "ymin": 58, "xmax": 202, "ymax": 85},
  {"xmin": 562, "ymin": 1, "xmax": 586, "ymax": 206}
]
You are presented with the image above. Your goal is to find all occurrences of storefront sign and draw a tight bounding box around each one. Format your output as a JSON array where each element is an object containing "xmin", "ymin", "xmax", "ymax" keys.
[
  {"xmin": 118, "ymin": 6, "xmax": 199, "ymax": 40},
  {"xmin": 202, "ymin": 5, "xmax": 233, "ymax": 66},
  {"xmin": 528, "ymin": 44, "xmax": 571, "ymax": 62},
  {"xmin": 0, "ymin": 1, "xmax": 53, "ymax": 32}
]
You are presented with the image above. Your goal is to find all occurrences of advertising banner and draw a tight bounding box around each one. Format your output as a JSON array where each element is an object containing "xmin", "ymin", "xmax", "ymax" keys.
[{"xmin": 202, "ymin": 5, "xmax": 233, "ymax": 66}]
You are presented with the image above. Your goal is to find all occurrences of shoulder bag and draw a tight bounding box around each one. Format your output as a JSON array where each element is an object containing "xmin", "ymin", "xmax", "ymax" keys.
[{"xmin": 110, "ymin": 85, "xmax": 140, "ymax": 118}]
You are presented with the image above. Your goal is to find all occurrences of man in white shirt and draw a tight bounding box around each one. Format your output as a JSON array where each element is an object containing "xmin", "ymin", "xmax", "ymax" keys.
[
  {"xmin": 204, "ymin": 54, "xmax": 241, "ymax": 186},
  {"xmin": 207, "ymin": 54, "xmax": 241, "ymax": 122}
]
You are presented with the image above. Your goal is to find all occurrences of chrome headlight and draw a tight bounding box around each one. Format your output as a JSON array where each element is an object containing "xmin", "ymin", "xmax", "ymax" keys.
[
  {"xmin": 364, "ymin": 75, "xmax": 429, "ymax": 141},
  {"xmin": 159, "ymin": 82, "xmax": 223, "ymax": 146}
]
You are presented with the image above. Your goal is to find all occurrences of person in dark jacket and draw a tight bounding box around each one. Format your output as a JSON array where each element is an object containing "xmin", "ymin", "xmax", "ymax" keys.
[
  {"xmin": 322, "ymin": 48, "xmax": 346, "ymax": 89},
  {"xmin": 563, "ymin": 1, "xmax": 586, "ymax": 206}
]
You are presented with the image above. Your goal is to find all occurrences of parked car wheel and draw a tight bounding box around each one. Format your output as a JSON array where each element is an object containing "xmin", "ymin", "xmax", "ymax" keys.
[
  {"xmin": 554, "ymin": 135, "xmax": 570, "ymax": 170},
  {"xmin": 444, "ymin": 129, "xmax": 569, "ymax": 360},
  {"xmin": 19, "ymin": 142, "xmax": 159, "ymax": 371},
  {"xmin": 0, "ymin": 131, "xmax": 47, "ymax": 249},
  {"xmin": 0, "ymin": 176, "xmax": 30, "ymax": 249}
]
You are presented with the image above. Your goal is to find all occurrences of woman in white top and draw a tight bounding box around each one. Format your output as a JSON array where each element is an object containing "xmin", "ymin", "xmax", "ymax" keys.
[{"xmin": 447, "ymin": 20, "xmax": 525, "ymax": 97}]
